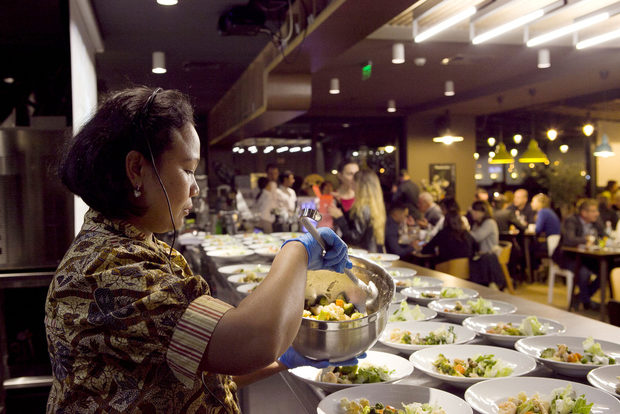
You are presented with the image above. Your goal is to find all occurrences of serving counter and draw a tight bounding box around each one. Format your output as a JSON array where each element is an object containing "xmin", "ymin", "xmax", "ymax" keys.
[{"xmin": 196, "ymin": 247, "xmax": 620, "ymax": 413}]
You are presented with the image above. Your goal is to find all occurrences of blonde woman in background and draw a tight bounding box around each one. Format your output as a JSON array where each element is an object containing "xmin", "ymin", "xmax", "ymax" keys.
[{"xmin": 329, "ymin": 169, "xmax": 386, "ymax": 252}]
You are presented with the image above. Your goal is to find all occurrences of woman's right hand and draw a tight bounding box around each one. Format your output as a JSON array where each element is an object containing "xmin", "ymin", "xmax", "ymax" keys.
[{"xmin": 283, "ymin": 228, "xmax": 352, "ymax": 273}]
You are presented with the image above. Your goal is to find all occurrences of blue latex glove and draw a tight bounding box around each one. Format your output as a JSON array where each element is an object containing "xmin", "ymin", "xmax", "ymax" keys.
[
  {"xmin": 282, "ymin": 227, "xmax": 352, "ymax": 272},
  {"xmin": 278, "ymin": 346, "xmax": 366, "ymax": 370}
]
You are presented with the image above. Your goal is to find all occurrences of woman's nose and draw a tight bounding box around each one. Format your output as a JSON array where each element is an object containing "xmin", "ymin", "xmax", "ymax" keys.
[{"xmin": 190, "ymin": 179, "xmax": 200, "ymax": 197}]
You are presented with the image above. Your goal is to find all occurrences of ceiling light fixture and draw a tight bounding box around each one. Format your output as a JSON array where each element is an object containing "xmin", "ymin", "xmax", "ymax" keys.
[
  {"xmin": 472, "ymin": 8, "xmax": 545, "ymax": 44},
  {"xmin": 559, "ymin": 144, "xmax": 569, "ymax": 153},
  {"xmin": 232, "ymin": 146, "xmax": 240, "ymax": 153},
  {"xmin": 537, "ymin": 49, "xmax": 550, "ymax": 69},
  {"xmin": 302, "ymin": 146, "xmax": 312, "ymax": 152},
  {"xmin": 513, "ymin": 134, "xmax": 523, "ymax": 144},
  {"xmin": 3, "ymin": 77, "xmax": 14, "ymax": 84},
  {"xmin": 414, "ymin": 6, "xmax": 477, "ymax": 43},
  {"xmin": 387, "ymin": 99, "xmax": 396, "ymax": 112},
  {"xmin": 384, "ymin": 145, "xmax": 395, "ymax": 153},
  {"xmin": 547, "ymin": 128, "xmax": 558, "ymax": 141},
  {"xmin": 510, "ymin": 148, "xmax": 518, "ymax": 157},
  {"xmin": 152, "ymin": 51, "xmax": 167, "ymax": 74},
  {"xmin": 473, "ymin": 152, "xmax": 479, "ymax": 160},
  {"xmin": 433, "ymin": 110, "xmax": 463, "ymax": 144},
  {"xmin": 487, "ymin": 137, "xmax": 496, "ymax": 147},
  {"xmin": 583, "ymin": 122, "xmax": 594, "ymax": 137},
  {"xmin": 157, "ymin": 0, "xmax": 178, "ymax": 5},
  {"xmin": 490, "ymin": 142, "xmax": 514, "ymax": 164},
  {"xmin": 526, "ymin": 12, "xmax": 610, "ymax": 47},
  {"xmin": 289, "ymin": 146, "xmax": 301, "ymax": 153},
  {"xmin": 329, "ymin": 78, "xmax": 340, "ymax": 94},
  {"xmin": 577, "ymin": 28, "xmax": 620, "ymax": 49},
  {"xmin": 444, "ymin": 80, "xmax": 455, "ymax": 96},
  {"xmin": 263, "ymin": 145, "xmax": 274, "ymax": 154},
  {"xmin": 392, "ymin": 43, "xmax": 405, "ymax": 64},
  {"xmin": 276, "ymin": 146, "xmax": 289, "ymax": 153},
  {"xmin": 238, "ymin": 148, "xmax": 245, "ymax": 154},
  {"xmin": 594, "ymin": 134, "xmax": 615, "ymax": 157},
  {"xmin": 518, "ymin": 139, "xmax": 548, "ymax": 163}
]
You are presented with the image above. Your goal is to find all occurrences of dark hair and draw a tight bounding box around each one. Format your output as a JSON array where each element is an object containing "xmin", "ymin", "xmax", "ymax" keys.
[
  {"xmin": 388, "ymin": 202, "xmax": 409, "ymax": 214},
  {"xmin": 439, "ymin": 197, "xmax": 460, "ymax": 214},
  {"xmin": 577, "ymin": 198, "xmax": 598, "ymax": 213},
  {"xmin": 278, "ymin": 170, "xmax": 294, "ymax": 184},
  {"xmin": 605, "ymin": 180, "xmax": 617, "ymax": 191},
  {"xmin": 59, "ymin": 87, "xmax": 194, "ymax": 219},
  {"xmin": 266, "ymin": 163, "xmax": 278, "ymax": 172},
  {"xmin": 471, "ymin": 200, "xmax": 493, "ymax": 222}
]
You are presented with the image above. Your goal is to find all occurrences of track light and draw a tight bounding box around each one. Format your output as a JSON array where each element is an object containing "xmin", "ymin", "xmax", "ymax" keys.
[
  {"xmin": 276, "ymin": 146, "xmax": 289, "ymax": 153},
  {"xmin": 577, "ymin": 28, "xmax": 620, "ymax": 49},
  {"xmin": 329, "ymin": 78, "xmax": 340, "ymax": 94},
  {"xmin": 152, "ymin": 51, "xmax": 166, "ymax": 74},
  {"xmin": 289, "ymin": 146, "xmax": 301, "ymax": 153},
  {"xmin": 415, "ymin": 6, "xmax": 477, "ymax": 43},
  {"xmin": 444, "ymin": 80, "xmax": 455, "ymax": 96},
  {"xmin": 232, "ymin": 146, "xmax": 240, "ymax": 153},
  {"xmin": 264, "ymin": 146, "xmax": 274, "ymax": 153},
  {"xmin": 302, "ymin": 146, "xmax": 312, "ymax": 152},
  {"xmin": 387, "ymin": 99, "xmax": 396, "ymax": 112},
  {"xmin": 472, "ymin": 9, "xmax": 545, "ymax": 44},
  {"xmin": 537, "ymin": 49, "xmax": 550, "ymax": 69},
  {"xmin": 527, "ymin": 12, "xmax": 610, "ymax": 47},
  {"xmin": 392, "ymin": 43, "xmax": 405, "ymax": 64},
  {"xmin": 238, "ymin": 148, "xmax": 245, "ymax": 154}
]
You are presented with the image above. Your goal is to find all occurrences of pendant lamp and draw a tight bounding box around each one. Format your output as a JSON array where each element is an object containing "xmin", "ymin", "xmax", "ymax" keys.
[
  {"xmin": 490, "ymin": 142, "xmax": 514, "ymax": 164},
  {"xmin": 518, "ymin": 139, "xmax": 548, "ymax": 163},
  {"xmin": 594, "ymin": 134, "xmax": 615, "ymax": 157}
]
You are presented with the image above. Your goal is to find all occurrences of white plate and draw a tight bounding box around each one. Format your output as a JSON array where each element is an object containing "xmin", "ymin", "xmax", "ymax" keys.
[
  {"xmin": 378, "ymin": 321, "xmax": 476, "ymax": 352},
  {"xmin": 387, "ymin": 267, "xmax": 418, "ymax": 278},
  {"xmin": 206, "ymin": 248, "xmax": 255, "ymax": 259},
  {"xmin": 246, "ymin": 242, "xmax": 281, "ymax": 250},
  {"xmin": 395, "ymin": 276, "xmax": 443, "ymax": 290},
  {"xmin": 288, "ymin": 350, "xmax": 413, "ymax": 393},
  {"xmin": 427, "ymin": 298, "xmax": 517, "ymax": 323},
  {"xmin": 348, "ymin": 248, "xmax": 368, "ymax": 256},
  {"xmin": 391, "ymin": 291, "xmax": 406, "ymax": 304},
  {"xmin": 217, "ymin": 263, "xmax": 271, "ymax": 275},
  {"xmin": 202, "ymin": 243, "xmax": 244, "ymax": 252},
  {"xmin": 388, "ymin": 302, "xmax": 437, "ymax": 322},
  {"xmin": 465, "ymin": 376, "xmax": 620, "ymax": 414},
  {"xmin": 401, "ymin": 286, "xmax": 479, "ymax": 306},
  {"xmin": 236, "ymin": 283, "xmax": 259, "ymax": 295},
  {"xmin": 226, "ymin": 272, "xmax": 267, "ymax": 285},
  {"xmin": 515, "ymin": 336, "xmax": 620, "ymax": 378},
  {"xmin": 587, "ymin": 365, "xmax": 620, "ymax": 398},
  {"xmin": 271, "ymin": 232, "xmax": 302, "ymax": 240},
  {"xmin": 361, "ymin": 253, "xmax": 400, "ymax": 263},
  {"xmin": 252, "ymin": 246, "xmax": 280, "ymax": 258},
  {"xmin": 409, "ymin": 344, "xmax": 537, "ymax": 389},
  {"xmin": 317, "ymin": 383, "xmax": 472, "ymax": 414},
  {"xmin": 463, "ymin": 314, "xmax": 566, "ymax": 348}
]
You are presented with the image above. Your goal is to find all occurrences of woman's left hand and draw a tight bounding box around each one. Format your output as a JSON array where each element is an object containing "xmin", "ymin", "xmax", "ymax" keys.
[
  {"xmin": 278, "ymin": 347, "xmax": 365, "ymax": 369},
  {"xmin": 283, "ymin": 228, "xmax": 352, "ymax": 273}
]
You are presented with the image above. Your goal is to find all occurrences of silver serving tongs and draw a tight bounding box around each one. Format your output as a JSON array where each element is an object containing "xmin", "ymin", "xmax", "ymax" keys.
[{"xmin": 299, "ymin": 208, "xmax": 379, "ymax": 314}]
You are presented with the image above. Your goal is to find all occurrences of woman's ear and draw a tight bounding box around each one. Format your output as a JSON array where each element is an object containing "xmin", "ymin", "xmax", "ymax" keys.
[{"xmin": 126, "ymin": 150, "xmax": 146, "ymax": 188}]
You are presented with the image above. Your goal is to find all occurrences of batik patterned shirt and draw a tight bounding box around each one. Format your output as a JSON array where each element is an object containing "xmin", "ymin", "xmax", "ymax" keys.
[{"xmin": 45, "ymin": 209, "xmax": 240, "ymax": 413}]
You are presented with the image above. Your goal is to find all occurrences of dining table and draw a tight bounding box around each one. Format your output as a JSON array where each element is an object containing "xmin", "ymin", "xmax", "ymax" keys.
[
  {"xmin": 194, "ymin": 243, "xmax": 620, "ymax": 414},
  {"xmin": 562, "ymin": 245, "xmax": 620, "ymax": 321}
]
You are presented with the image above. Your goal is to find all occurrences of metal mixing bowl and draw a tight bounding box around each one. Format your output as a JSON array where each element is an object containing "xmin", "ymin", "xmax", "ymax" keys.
[{"xmin": 292, "ymin": 255, "xmax": 395, "ymax": 362}]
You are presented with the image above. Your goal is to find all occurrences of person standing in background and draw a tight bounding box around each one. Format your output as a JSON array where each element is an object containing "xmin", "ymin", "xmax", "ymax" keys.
[
  {"xmin": 391, "ymin": 169, "xmax": 420, "ymax": 219},
  {"xmin": 507, "ymin": 188, "xmax": 535, "ymax": 224},
  {"xmin": 276, "ymin": 170, "xmax": 297, "ymax": 219},
  {"xmin": 254, "ymin": 176, "xmax": 278, "ymax": 233},
  {"xmin": 333, "ymin": 158, "xmax": 359, "ymax": 213},
  {"xmin": 469, "ymin": 200, "xmax": 500, "ymax": 255},
  {"xmin": 266, "ymin": 163, "xmax": 279, "ymax": 186},
  {"xmin": 329, "ymin": 169, "xmax": 386, "ymax": 252}
]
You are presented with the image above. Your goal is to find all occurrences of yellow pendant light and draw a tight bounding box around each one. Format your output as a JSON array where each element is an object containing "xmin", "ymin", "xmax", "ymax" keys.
[
  {"xmin": 518, "ymin": 139, "xmax": 548, "ymax": 163},
  {"xmin": 490, "ymin": 142, "xmax": 514, "ymax": 164}
]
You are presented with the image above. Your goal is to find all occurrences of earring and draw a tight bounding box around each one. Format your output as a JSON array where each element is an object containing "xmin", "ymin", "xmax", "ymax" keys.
[{"xmin": 134, "ymin": 185, "xmax": 142, "ymax": 198}]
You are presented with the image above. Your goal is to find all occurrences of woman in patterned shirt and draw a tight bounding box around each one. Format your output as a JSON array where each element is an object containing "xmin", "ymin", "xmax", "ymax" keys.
[{"xmin": 45, "ymin": 87, "xmax": 352, "ymax": 413}]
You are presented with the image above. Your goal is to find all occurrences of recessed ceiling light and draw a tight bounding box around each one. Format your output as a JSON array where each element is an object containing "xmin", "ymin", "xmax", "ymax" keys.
[{"xmin": 157, "ymin": 0, "xmax": 178, "ymax": 5}]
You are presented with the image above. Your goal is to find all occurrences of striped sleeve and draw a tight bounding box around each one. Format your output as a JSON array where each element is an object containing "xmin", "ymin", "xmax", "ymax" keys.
[{"xmin": 166, "ymin": 295, "xmax": 234, "ymax": 387}]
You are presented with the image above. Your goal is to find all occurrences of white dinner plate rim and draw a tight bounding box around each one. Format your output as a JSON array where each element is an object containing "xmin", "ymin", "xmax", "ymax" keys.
[
  {"xmin": 378, "ymin": 321, "xmax": 476, "ymax": 351},
  {"xmin": 427, "ymin": 298, "xmax": 517, "ymax": 321},
  {"xmin": 401, "ymin": 286, "xmax": 479, "ymax": 304},
  {"xmin": 386, "ymin": 267, "xmax": 418, "ymax": 278},
  {"xmin": 361, "ymin": 253, "xmax": 400, "ymax": 262},
  {"xmin": 587, "ymin": 365, "xmax": 620, "ymax": 398},
  {"xmin": 236, "ymin": 283, "xmax": 259, "ymax": 294},
  {"xmin": 206, "ymin": 248, "xmax": 255, "ymax": 258},
  {"xmin": 465, "ymin": 376, "xmax": 620, "ymax": 414},
  {"xmin": 217, "ymin": 264, "xmax": 271, "ymax": 274},
  {"xmin": 462, "ymin": 314, "xmax": 566, "ymax": 345},
  {"xmin": 397, "ymin": 276, "xmax": 444, "ymax": 290},
  {"xmin": 387, "ymin": 303, "xmax": 437, "ymax": 322},
  {"xmin": 226, "ymin": 273, "xmax": 267, "ymax": 285}
]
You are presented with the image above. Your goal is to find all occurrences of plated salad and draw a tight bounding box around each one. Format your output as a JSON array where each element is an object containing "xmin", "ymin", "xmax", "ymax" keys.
[
  {"xmin": 433, "ymin": 353, "xmax": 513, "ymax": 378},
  {"xmin": 239, "ymin": 273, "xmax": 264, "ymax": 283},
  {"xmin": 540, "ymin": 337, "xmax": 616, "ymax": 365},
  {"xmin": 446, "ymin": 298, "xmax": 496, "ymax": 315},
  {"xmin": 422, "ymin": 287, "xmax": 464, "ymax": 299},
  {"xmin": 388, "ymin": 326, "xmax": 456, "ymax": 346},
  {"xmin": 303, "ymin": 295, "xmax": 365, "ymax": 321},
  {"xmin": 319, "ymin": 363, "xmax": 393, "ymax": 385},
  {"xmin": 498, "ymin": 384, "xmax": 593, "ymax": 414},
  {"xmin": 486, "ymin": 315, "xmax": 549, "ymax": 336},
  {"xmin": 389, "ymin": 300, "xmax": 426, "ymax": 322},
  {"xmin": 340, "ymin": 398, "xmax": 446, "ymax": 414}
]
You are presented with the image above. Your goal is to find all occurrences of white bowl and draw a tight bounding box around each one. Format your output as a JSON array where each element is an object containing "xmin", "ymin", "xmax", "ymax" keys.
[
  {"xmin": 206, "ymin": 248, "xmax": 255, "ymax": 259},
  {"xmin": 409, "ymin": 344, "xmax": 536, "ymax": 389},
  {"xmin": 465, "ymin": 376, "xmax": 620, "ymax": 414},
  {"xmin": 462, "ymin": 314, "xmax": 566, "ymax": 348},
  {"xmin": 217, "ymin": 263, "xmax": 271, "ymax": 275},
  {"xmin": 317, "ymin": 383, "xmax": 472, "ymax": 414},
  {"xmin": 387, "ymin": 302, "xmax": 437, "ymax": 322},
  {"xmin": 587, "ymin": 365, "xmax": 620, "ymax": 398},
  {"xmin": 236, "ymin": 283, "xmax": 259, "ymax": 296},
  {"xmin": 227, "ymin": 272, "xmax": 267, "ymax": 285},
  {"xmin": 427, "ymin": 298, "xmax": 517, "ymax": 323},
  {"xmin": 378, "ymin": 321, "xmax": 476, "ymax": 352},
  {"xmin": 402, "ymin": 286, "xmax": 479, "ymax": 306},
  {"xmin": 515, "ymin": 335, "xmax": 620, "ymax": 378},
  {"xmin": 395, "ymin": 276, "xmax": 443, "ymax": 290},
  {"xmin": 288, "ymin": 350, "xmax": 413, "ymax": 393},
  {"xmin": 387, "ymin": 267, "xmax": 418, "ymax": 278}
]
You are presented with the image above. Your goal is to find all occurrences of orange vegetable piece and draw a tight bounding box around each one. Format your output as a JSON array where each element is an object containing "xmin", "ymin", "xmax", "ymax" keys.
[
  {"xmin": 455, "ymin": 364, "xmax": 466, "ymax": 374},
  {"xmin": 335, "ymin": 299, "xmax": 345, "ymax": 308}
]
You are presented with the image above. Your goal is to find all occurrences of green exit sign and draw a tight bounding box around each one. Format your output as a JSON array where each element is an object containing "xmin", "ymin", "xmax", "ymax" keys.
[{"xmin": 362, "ymin": 61, "xmax": 372, "ymax": 80}]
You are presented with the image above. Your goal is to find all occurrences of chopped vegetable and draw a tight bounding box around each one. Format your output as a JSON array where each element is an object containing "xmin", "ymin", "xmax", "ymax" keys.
[
  {"xmin": 389, "ymin": 300, "xmax": 426, "ymax": 322},
  {"xmin": 340, "ymin": 398, "xmax": 446, "ymax": 414},
  {"xmin": 486, "ymin": 316, "xmax": 549, "ymax": 336},
  {"xmin": 388, "ymin": 326, "xmax": 456, "ymax": 346},
  {"xmin": 445, "ymin": 298, "xmax": 495, "ymax": 314},
  {"xmin": 540, "ymin": 338, "xmax": 615, "ymax": 365},
  {"xmin": 433, "ymin": 353, "xmax": 513, "ymax": 378},
  {"xmin": 319, "ymin": 363, "xmax": 393, "ymax": 384},
  {"xmin": 303, "ymin": 295, "xmax": 365, "ymax": 321},
  {"xmin": 498, "ymin": 384, "xmax": 593, "ymax": 414}
]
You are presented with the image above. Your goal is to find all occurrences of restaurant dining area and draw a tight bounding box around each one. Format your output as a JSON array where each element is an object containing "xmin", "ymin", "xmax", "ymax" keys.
[{"xmin": 2, "ymin": 0, "xmax": 620, "ymax": 413}]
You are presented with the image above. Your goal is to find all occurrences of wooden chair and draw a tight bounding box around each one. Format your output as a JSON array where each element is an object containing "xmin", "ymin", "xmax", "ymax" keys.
[
  {"xmin": 610, "ymin": 267, "xmax": 620, "ymax": 300},
  {"xmin": 546, "ymin": 234, "xmax": 574, "ymax": 308},
  {"xmin": 497, "ymin": 241, "xmax": 515, "ymax": 294},
  {"xmin": 435, "ymin": 258, "xmax": 469, "ymax": 279}
]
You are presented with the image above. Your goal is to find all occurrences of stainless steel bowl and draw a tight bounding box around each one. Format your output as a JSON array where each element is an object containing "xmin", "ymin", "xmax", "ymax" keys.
[{"xmin": 292, "ymin": 255, "xmax": 395, "ymax": 362}]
